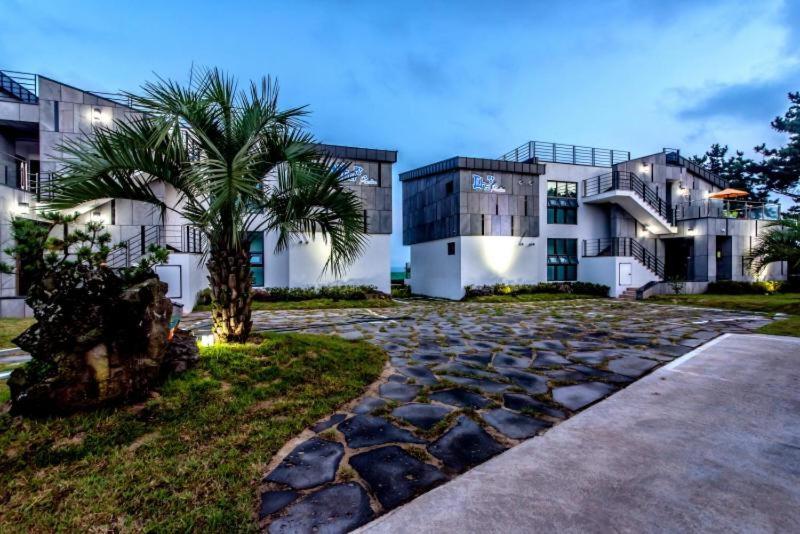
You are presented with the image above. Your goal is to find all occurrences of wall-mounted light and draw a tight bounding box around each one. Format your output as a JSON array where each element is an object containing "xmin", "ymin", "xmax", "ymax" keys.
[
  {"xmin": 641, "ymin": 162, "xmax": 649, "ymax": 173},
  {"xmin": 91, "ymin": 209, "xmax": 102, "ymax": 221},
  {"xmin": 92, "ymin": 107, "xmax": 102, "ymax": 124}
]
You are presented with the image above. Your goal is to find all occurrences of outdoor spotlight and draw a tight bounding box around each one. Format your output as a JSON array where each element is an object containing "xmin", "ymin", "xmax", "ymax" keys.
[
  {"xmin": 199, "ymin": 334, "xmax": 215, "ymax": 347},
  {"xmin": 92, "ymin": 107, "xmax": 102, "ymax": 123},
  {"xmin": 91, "ymin": 210, "xmax": 102, "ymax": 221}
]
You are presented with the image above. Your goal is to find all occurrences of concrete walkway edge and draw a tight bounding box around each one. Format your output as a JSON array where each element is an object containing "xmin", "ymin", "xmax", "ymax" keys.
[{"xmin": 356, "ymin": 333, "xmax": 800, "ymax": 533}]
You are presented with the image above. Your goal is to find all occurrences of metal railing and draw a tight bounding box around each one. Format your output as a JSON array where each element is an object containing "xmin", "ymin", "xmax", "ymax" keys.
[
  {"xmin": 0, "ymin": 70, "xmax": 38, "ymax": 103},
  {"xmin": 583, "ymin": 237, "xmax": 664, "ymax": 278},
  {"xmin": 662, "ymin": 148, "xmax": 727, "ymax": 189},
  {"xmin": 1, "ymin": 170, "xmax": 56, "ymax": 201},
  {"xmin": 106, "ymin": 225, "xmax": 162, "ymax": 268},
  {"xmin": 583, "ymin": 171, "xmax": 673, "ymax": 222},
  {"xmin": 105, "ymin": 224, "xmax": 205, "ymax": 269},
  {"xmin": 673, "ymin": 199, "xmax": 780, "ymax": 221},
  {"xmin": 500, "ymin": 140, "xmax": 630, "ymax": 167}
]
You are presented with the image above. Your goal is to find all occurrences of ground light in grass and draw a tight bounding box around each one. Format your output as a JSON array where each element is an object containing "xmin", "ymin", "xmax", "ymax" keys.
[{"xmin": 0, "ymin": 332, "xmax": 386, "ymax": 531}]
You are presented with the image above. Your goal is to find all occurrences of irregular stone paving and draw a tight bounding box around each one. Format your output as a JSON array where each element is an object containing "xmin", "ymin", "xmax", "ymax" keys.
[{"xmin": 181, "ymin": 300, "xmax": 774, "ymax": 533}]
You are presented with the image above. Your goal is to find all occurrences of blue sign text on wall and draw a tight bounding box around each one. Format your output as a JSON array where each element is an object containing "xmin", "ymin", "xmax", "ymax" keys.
[
  {"xmin": 472, "ymin": 173, "xmax": 506, "ymax": 193},
  {"xmin": 342, "ymin": 165, "xmax": 377, "ymax": 185}
]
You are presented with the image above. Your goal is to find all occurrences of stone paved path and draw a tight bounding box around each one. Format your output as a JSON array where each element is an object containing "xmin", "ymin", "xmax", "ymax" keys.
[{"xmin": 180, "ymin": 300, "xmax": 774, "ymax": 533}]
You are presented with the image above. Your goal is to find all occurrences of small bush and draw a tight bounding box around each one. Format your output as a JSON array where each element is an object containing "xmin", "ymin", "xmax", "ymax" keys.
[
  {"xmin": 251, "ymin": 285, "xmax": 387, "ymax": 302},
  {"xmin": 391, "ymin": 286, "xmax": 411, "ymax": 298},
  {"xmin": 463, "ymin": 282, "xmax": 609, "ymax": 299},
  {"xmin": 195, "ymin": 288, "xmax": 212, "ymax": 306},
  {"xmin": 707, "ymin": 280, "xmax": 783, "ymax": 295}
]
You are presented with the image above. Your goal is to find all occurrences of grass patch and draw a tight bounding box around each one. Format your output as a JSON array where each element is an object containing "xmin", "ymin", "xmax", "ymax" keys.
[
  {"xmin": 648, "ymin": 292, "xmax": 800, "ymax": 315},
  {"xmin": 757, "ymin": 315, "xmax": 800, "ymax": 337},
  {"xmin": 465, "ymin": 293, "xmax": 602, "ymax": 304},
  {"xmin": 194, "ymin": 298, "xmax": 397, "ymax": 312},
  {"xmin": 0, "ymin": 318, "xmax": 34, "ymax": 349},
  {"xmin": 648, "ymin": 292, "xmax": 800, "ymax": 338},
  {"xmin": 0, "ymin": 332, "xmax": 386, "ymax": 531}
]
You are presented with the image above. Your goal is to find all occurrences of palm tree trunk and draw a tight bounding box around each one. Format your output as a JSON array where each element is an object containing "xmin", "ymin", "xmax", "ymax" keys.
[{"xmin": 207, "ymin": 246, "xmax": 253, "ymax": 343}]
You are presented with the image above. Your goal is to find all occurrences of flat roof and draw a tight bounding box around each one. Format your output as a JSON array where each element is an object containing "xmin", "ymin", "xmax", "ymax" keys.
[
  {"xmin": 315, "ymin": 143, "xmax": 397, "ymax": 163},
  {"xmin": 400, "ymin": 156, "xmax": 546, "ymax": 181}
]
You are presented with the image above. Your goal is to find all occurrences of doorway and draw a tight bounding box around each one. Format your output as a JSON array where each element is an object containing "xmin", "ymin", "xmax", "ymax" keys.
[
  {"xmin": 715, "ymin": 236, "xmax": 732, "ymax": 281},
  {"xmin": 663, "ymin": 238, "xmax": 694, "ymax": 281}
]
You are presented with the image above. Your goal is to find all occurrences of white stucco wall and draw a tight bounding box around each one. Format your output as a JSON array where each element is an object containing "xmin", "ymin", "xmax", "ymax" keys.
[
  {"xmin": 155, "ymin": 253, "xmax": 209, "ymax": 313},
  {"xmin": 409, "ymin": 239, "xmax": 463, "ymax": 300},
  {"xmin": 579, "ymin": 256, "xmax": 659, "ymax": 297},
  {"xmin": 263, "ymin": 232, "xmax": 390, "ymax": 294}
]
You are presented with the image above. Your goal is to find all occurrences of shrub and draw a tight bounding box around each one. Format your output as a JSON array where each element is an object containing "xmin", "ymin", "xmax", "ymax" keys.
[
  {"xmin": 250, "ymin": 285, "xmax": 387, "ymax": 302},
  {"xmin": 463, "ymin": 282, "xmax": 609, "ymax": 298},
  {"xmin": 707, "ymin": 280, "xmax": 788, "ymax": 295},
  {"xmin": 195, "ymin": 288, "xmax": 212, "ymax": 306},
  {"xmin": 391, "ymin": 286, "xmax": 411, "ymax": 298}
]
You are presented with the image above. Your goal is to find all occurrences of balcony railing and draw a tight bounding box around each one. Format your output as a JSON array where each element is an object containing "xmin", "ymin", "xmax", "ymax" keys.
[
  {"xmin": 673, "ymin": 199, "xmax": 780, "ymax": 221},
  {"xmin": 500, "ymin": 140, "xmax": 630, "ymax": 167},
  {"xmin": 0, "ymin": 70, "xmax": 38, "ymax": 103},
  {"xmin": 583, "ymin": 171, "xmax": 673, "ymax": 222}
]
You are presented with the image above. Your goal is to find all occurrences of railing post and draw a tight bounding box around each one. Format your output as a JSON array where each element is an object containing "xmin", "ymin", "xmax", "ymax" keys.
[{"xmin": 592, "ymin": 148, "xmax": 595, "ymax": 166}]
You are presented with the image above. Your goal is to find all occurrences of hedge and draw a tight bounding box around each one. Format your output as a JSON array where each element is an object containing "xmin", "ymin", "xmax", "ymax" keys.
[{"xmin": 463, "ymin": 282, "xmax": 609, "ymax": 298}]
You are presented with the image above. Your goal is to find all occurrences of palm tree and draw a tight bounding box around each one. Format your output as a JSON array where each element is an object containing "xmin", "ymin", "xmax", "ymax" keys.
[
  {"xmin": 47, "ymin": 69, "xmax": 366, "ymax": 342},
  {"xmin": 749, "ymin": 217, "xmax": 800, "ymax": 279}
]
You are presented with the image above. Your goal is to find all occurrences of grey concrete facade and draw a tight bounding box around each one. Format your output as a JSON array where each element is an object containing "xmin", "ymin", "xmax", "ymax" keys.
[
  {"xmin": 401, "ymin": 157, "xmax": 545, "ymax": 245},
  {"xmin": 317, "ymin": 144, "xmax": 396, "ymax": 235}
]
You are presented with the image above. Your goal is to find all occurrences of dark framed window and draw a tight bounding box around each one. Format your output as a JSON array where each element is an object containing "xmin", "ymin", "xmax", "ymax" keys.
[
  {"xmin": 445, "ymin": 181, "xmax": 454, "ymax": 194},
  {"xmin": 547, "ymin": 238, "xmax": 578, "ymax": 281},
  {"xmin": 546, "ymin": 180, "xmax": 578, "ymax": 225},
  {"xmin": 248, "ymin": 231, "xmax": 265, "ymax": 287},
  {"xmin": 447, "ymin": 241, "xmax": 455, "ymax": 255}
]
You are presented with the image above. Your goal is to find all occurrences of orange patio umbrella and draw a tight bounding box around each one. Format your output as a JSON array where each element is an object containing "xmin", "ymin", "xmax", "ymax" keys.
[{"xmin": 708, "ymin": 188, "xmax": 749, "ymax": 199}]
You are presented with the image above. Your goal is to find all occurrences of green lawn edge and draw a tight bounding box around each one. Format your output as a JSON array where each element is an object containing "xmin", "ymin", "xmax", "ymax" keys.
[{"xmin": 0, "ymin": 332, "xmax": 387, "ymax": 531}]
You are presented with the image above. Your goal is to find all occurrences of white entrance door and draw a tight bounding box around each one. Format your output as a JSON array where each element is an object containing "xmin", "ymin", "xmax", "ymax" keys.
[{"xmin": 619, "ymin": 262, "xmax": 633, "ymax": 286}]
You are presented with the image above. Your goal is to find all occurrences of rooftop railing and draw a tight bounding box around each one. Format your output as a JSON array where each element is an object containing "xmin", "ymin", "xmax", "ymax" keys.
[
  {"xmin": 500, "ymin": 140, "xmax": 630, "ymax": 167},
  {"xmin": 662, "ymin": 148, "xmax": 727, "ymax": 189},
  {"xmin": 674, "ymin": 199, "xmax": 780, "ymax": 221}
]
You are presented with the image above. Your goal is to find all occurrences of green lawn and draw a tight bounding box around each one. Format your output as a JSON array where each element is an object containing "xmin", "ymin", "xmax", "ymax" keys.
[
  {"xmin": 648, "ymin": 292, "xmax": 800, "ymax": 315},
  {"xmin": 649, "ymin": 292, "xmax": 800, "ymax": 337},
  {"xmin": 0, "ymin": 318, "xmax": 34, "ymax": 349},
  {"xmin": 194, "ymin": 298, "xmax": 397, "ymax": 312},
  {"xmin": 465, "ymin": 293, "xmax": 603, "ymax": 304},
  {"xmin": 0, "ymin": 332, "xmax": 386, "ymax": 531}
]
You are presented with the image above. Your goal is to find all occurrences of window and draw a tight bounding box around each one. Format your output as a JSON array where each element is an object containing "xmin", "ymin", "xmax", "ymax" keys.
[
  {"xmin": 445, "ymin": 181, "xmax": 454, "ymax": 194},
  {"xmin": 447, "ymin": 241, "xmax": 455, "ymax": 255},
  {"xmin": 248, "ymin": 231, "xmax": 265, "ymax": 287},
  {"xmin": 546, "ymin": 180, "xmax": 578, "ymax": 225},
  {"xmin": 547, "ymin": 238, "xmax": 578, "ymax": 281}
]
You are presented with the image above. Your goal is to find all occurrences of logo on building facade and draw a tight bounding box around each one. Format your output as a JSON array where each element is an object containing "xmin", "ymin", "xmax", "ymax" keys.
[
  {"xmin": 472, "ymin": 173, "xmax": 506, "ymax": 193},
  {"xmin": 342, "ymin": 165, "xmax": 377, "ymax": 186}
]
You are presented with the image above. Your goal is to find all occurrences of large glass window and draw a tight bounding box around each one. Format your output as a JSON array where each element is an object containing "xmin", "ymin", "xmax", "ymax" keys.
[
  {"xmin": 248, "ymin": 231, "xmax": 265, "ymax": 287},
  {"xmin": 547, "ymin": 238, "xmax": 578, "ymax": 281},
  {"xmin": 547, "ymin": 180, "xmax": 578, "ymax": 225}
]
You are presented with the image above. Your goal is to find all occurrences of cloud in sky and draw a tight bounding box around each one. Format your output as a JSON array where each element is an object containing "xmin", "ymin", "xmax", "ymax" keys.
[{"xmin": 0, "ymin": 0, "xmax": 797, "ymax": 266}]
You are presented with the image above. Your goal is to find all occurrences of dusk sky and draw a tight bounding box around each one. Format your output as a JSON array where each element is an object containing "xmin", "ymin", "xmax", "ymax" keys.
[{"xmin": 2, "ymin": 0, "xmax": 798, "ymax": 267}]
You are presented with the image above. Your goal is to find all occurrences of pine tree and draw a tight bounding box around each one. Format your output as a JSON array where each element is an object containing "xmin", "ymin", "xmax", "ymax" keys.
[
  {"xmin": 691, "ymin": 144, "xmax": 765, "ymax": 200},
  {"xmin": 754, "ymin": 92, "xmax": 800, "ymax": 204}
]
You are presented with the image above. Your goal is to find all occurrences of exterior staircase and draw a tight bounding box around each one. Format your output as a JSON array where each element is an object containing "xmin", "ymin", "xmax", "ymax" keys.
[
  {"xmin": 583, "ymin": 237, "xmax": 665, "ymax": 278},
  {"xmin": 618, "ymin": 287, "xmax": 638, "ymax": 301},
  {"xmin": 0, "ymin": 70, "xmax": 38, "ymax": 104},
  {"xmin": 582, "ymin": 171, "xmax": 677, "ymax": 234}
]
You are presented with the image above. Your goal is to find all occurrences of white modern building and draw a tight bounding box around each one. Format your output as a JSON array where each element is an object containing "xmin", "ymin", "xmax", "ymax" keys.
[
  {"xmin": 0, "ymin": 69, "xmax": 395, "ymax": 316},
  {"xmin": 402, "ymin": 141, "xmax": 785, "ymax": 300}
]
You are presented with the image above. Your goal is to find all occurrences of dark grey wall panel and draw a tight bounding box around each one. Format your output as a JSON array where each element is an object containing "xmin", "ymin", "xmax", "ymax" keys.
[{"xmin": 402, "ymin": 157, "xmax": 543, "ymax": 245}]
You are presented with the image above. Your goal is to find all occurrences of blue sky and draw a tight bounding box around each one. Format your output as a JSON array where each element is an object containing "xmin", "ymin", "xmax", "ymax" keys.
[{"xmin": 2, "ymin": 0, "xmax": 798, "ymax": 267}]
